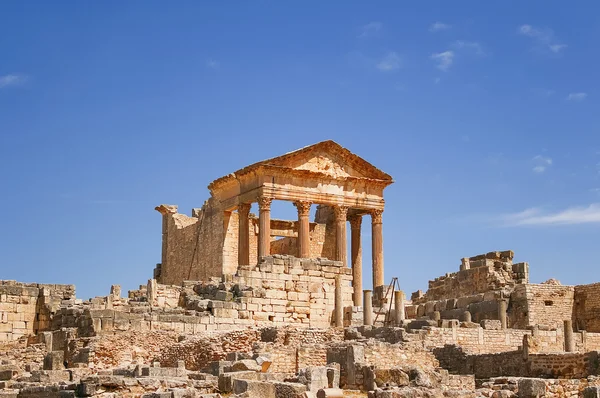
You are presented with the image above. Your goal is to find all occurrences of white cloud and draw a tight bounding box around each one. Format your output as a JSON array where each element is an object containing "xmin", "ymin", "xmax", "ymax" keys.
[
  {"xmin": 499, "ymin": 204, "xmax": 600, "ymax": 226},
  {"xmin": 566, "ymin": 92, "xmax": 587, "ymax": 101},
  {"xmin": 532, "ymin": 155, "xmax": 553, "ymax": 173},
  {"xmin": 453, "ymin": 40, "xmax": 486, "ymax": 56},
  {"xmin": 0, "ymin": 74, "xmax": 27, "ymax": 88},
  {"xmin": 431, "ymin": 51, "xmax": 454, "ymax": 71},
  {"xmin": 359, "ymin": 22, "xmax": 382, "ymax": 38},
  {"xmin": 429, "ymin": 22, "xmax": 451, "ymax": 32},
  {"xmin": 518, "ymin": 24, "xmax": 567, "ymax": 54},
  {"xmin": 376, "ymin": 52, "xmax": 401, "ymax": 71},
  {"xmin": 206, "ymin": 59, "xmax": 220, "ymax": 69}
]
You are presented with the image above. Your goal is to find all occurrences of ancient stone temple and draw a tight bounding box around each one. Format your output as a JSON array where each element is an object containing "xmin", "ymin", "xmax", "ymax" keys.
[{"xmin": 155, "ymin": 140, "xmax": 394, "ymax": 305}]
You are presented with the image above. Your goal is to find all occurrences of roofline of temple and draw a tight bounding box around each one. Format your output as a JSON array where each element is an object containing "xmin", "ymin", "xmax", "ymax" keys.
[{"xmin": 207, "ymin": 140, "xmax": 394, "ymax": 192}]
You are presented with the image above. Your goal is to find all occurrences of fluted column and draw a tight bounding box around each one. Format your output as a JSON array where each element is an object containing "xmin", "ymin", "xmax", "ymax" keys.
[
  {"xmin": 257, "ymin": 197, "xmax": 273, "ymax": 258},
  {"xmin": 371, "ymin": 209, "xmax": 384, "ymax": 290},
  {"xmin": 294, "ymin": 201, "xmax": 311, "ymax": 258},
  {"xmin": 349, "ymin": 215, "xmax": 363, "ymax": 306},
  {"xmin": 333, "ymin": 205, "xmax": 349, "ymax": 268},
  {"xmin": 237, "ymin": 203, "xmax": 251, "ymax": 266}
]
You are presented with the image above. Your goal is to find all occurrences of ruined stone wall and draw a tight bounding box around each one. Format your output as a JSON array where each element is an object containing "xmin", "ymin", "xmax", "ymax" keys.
[
  {"xmin": 159, "ymin": 202, "xmax": 336, "ymax": 286},
  {"xmin": 510, "ymin": 284, "xmax": 574, "ymax": 330},
  {"xmin": 434, "ymin": 344, "xmax": 598, "ymax": 379},
  {"xmin": 413, "ymin": 251, "xmax": 528, "ymax": 304},
  {"xmin": 0, "ymin": 281, "xmax": 75, "ymax": 341},
  {"xmin": 574, "ymin": 282, "xmax": 600, "ymax": 332}
]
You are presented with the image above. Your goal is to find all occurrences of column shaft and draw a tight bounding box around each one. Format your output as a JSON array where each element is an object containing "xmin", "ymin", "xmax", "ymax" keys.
[
  {"xmin": 394, "ymin": 290, "xmax": 405, "ymax": 325},
  {"xmin": 294, "ymin": 201, "xmax": 311, "ymax": 258},
  {"xmin": 564, "ymin": 319, "xmax": 574, "ymax": 352},
  {"xmin": 238, "ymin": 203, "xmax": 251, "ymax": 265},
  {"xmin": 334, "ymin": 206, "xmax": 349, "ymax": 267},
  {"xmin": 371, "ymin": 210, "xmax": 384, "ymax": 290},
  {"xmin": 334, "ymin": 275, "xmax": 344, "ymax": 327},
  {"xmin": 363, "ymin": 290, "xmax": 373, "ymax": 326},
  {"xmin": 257, "ymin": 197, "xmax": 273, "ymax": 258},
  {"xmin": 498, "ymin": 300, "xmax": 508, "ymax": 330},
  {"xmin": 349, "ymin": 215, "xmax": 363, "ymax": 306}
]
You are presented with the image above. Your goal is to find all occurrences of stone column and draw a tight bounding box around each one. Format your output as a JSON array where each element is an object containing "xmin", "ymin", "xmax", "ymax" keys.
[
  {"xmin": 333, "ymin": 205, "xmax": 349, "ymax": 268},
  {"xmin": 371, "ymin": 209, "xmax": 384, "ymax": 290},
  {"xmin": 349, "ymin": 215, "xmax": 363, "ymax": 306},
  {"xmin": 334, "ymin": 275, "xmax": 343, "ymax": 327},
  {"xmin": 238, "ymin": 203, "xmax": 251, "ymax": 265},
  {"xmin": 564, "ymin": 319, "xmax": 574, "ymax": 352},
  {"xmin": 257, "ymin": 197, "xmax": 273, "ymax": 258},
  {"xmin": 394, "ymin": 290, "xmax": 405, "ymax": 325},
  {"xmin": 294, "ymin": 201, "xmax": 311, "ymax": 258},
  {"xmin": 498, "ymin": 299, "xmax": 508, "ymax": 329},
  {"xmin": 363, "ymin": 290, "xmax": 373, "ymax": 326}
]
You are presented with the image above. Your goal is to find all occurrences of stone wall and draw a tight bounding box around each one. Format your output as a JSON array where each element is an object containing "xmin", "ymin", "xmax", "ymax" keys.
[
  {"xmin": 412, "ymin": 251, "xmax": 528, "ymax": 304},
  {"xmin": 47, "ymin": 256, "xmax": 355, "ymax": 338},
  {"xmin": 434, "ymin": 344, "xmax": 599, "ymax": 379},
  {"xmin": 157, "ymin": 203, "xmax": 336, "ymax": 287},
  {"xmin": 574, "ymin": 282, "xmax": 600, "ymax": 332},
  {"xmin": 0, "ymin": 281, "xmax": 76, "ymax": 341},
  {"xmin": 510, "ymin": 283, "xmax": 574, "ymax": 330}
]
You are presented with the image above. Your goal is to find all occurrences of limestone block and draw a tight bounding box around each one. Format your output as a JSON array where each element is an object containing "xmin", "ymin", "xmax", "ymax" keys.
[
  {"xmin": 232, "ymin": 379, "xmax": 276, "ymax": 397},
  {"xmin": 316, "ymin": 388, "xmax": 344, "ymax": 398},
  {"xmin": 231, "ymin": 359, "xmax": 262, "ymax": 372},
  {"xmin": 76, "ymin": 381, "xmax": 96, "ymax": 397},
  {"xmin": 43, "ymin": 351, "xmax": 65, "ymax": 370},
  {"xmin": 481, "ymin": 320, "xmax": 502, "ymax": 330},
  {"xmin": 517, "ymin": 378, "xmax": 546, "ymax": 398},
  {"xmin": 583, "ymin": 387, "xmax": 600, "ymax": 398},
  {"xmin": 274, "ymin": 382, "xmax": 307, "ymax": 398},
  {"xmin": 218, "ymin": 371, "xmax": 257, "ymax": 393}
]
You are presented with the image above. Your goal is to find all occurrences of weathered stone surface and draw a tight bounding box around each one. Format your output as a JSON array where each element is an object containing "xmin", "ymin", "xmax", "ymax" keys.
[{"xmin": 518, "ymin": 378, "xmax": 546, "ymax": 398}]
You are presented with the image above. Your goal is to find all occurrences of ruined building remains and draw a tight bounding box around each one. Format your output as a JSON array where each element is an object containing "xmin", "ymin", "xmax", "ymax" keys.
[
  {"xmin": 3, "ymin": 140, "xmax": 600, "ymax": 397},
  {"xmin": 154, "ymin": 140, "xmax": 393, "ymax": 306}
]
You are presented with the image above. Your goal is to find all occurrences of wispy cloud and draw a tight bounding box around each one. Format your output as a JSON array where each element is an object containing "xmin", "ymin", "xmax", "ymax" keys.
[
  {"xmin": 518, "ymin": 24, "xmax": 567, "ymax": 54},
  {"xmin": 429, "ymin": 22, "xmax": 451, "ymax": 33},
  {"xmin": 452, "ymin": 40, "xmax": 486, "ymax": 56},
  {"xmin": 431, "ymin": 51, "xmax": 454, "ymax": 71},
  {"xmin": 376, "ymin": 52, "xmax": 401, "ymax": 71},
  {"xmin": 499, "ymin": 204, "xmax": 600, "ymax": 226},
  {"xmin": 566, "ymin": 92, "xmax": 587, "ymax": 101},
  {"xmin": 0, "ymin": 74, "xmax": 27, "ymax": 88},
  {"xmin": 358, "ymin": 22, "xmax": 382, "ymax": 38},
  {"xmin": 206, "ymin": 59, "xmax": 220, "ymax": 69},
  {"xmin": 532, "ymin": 155, "xmax": 553, "ymax": 173}
]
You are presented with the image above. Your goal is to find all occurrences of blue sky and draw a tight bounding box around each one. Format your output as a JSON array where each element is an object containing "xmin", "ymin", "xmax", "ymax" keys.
[{"xmin": 1, "ymin": 2, "xmax": 599, "ymax": 299}]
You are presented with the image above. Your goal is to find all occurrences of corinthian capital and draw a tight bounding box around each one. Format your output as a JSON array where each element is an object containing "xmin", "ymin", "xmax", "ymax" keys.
[
  {"xmin": 333, "ymin": 205, "xmax": 349, "ymax": 221},
  {"xmin": 371, "ymin": 209, "xmax": 383, "ymax": 224},
  {"xmin": 294, "ymin": 201, "xmax": 312, "ymax": 217},
  {"xmin": 257, "ymin": 196, "xmax": 273, "ymax": 211},
  {"xmin": 238, "ymin": 203, "xmax": 251, "ymax": 216},
  {"xmin": 348, "ymin": 215, "xmax": 362, "ymax": 229}
]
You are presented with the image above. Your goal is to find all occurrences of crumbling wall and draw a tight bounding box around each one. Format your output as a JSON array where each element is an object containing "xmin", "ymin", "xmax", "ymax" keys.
[
  {"xmin": 510, "ymin": 284, "xmax": 574, "ymax": 330},
  {"xmin": 0, "ymin": 281, "xmax": 75, "ymax": 341},
  {"xmin": 413, "ymin": 251, "xmax": 528, "ymax": 304},
  {"xmin": 434, "ymin": 344, "xmax": 599, "ymax": 379},
  {"xmin": 574, "ymin": 282, "xmax": 600, "ymax": 332}
]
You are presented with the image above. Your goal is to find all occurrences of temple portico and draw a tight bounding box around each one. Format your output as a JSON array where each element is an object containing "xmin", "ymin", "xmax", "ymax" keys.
[{"xmin": 156, "ymin": 141, "xmax": 393, "ymax": 305}]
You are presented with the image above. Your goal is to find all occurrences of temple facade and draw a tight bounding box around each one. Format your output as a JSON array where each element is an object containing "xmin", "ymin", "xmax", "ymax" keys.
[{"xmin": 154, "ymin": 140, "xmax": 394, "ymax": 304}]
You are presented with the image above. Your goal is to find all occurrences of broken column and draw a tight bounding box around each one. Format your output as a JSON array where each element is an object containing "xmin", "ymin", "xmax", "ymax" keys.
[
  {"xmin": 394, "ymin": 290, "xmax": 405, "ymax": 325},
  {"xmin": 564, "ymin": 319, "xmax": 574, "ymax": 352},
  {"xmin": 257, "ymin": 197, "xmax": 273, "ymax": 258},
  {"xmin": 349, "ymin": 215, "xmax": 363, "ymax": 306},
  {"xmin": 238, "ymin": 202, "xmax": 251, "ymax": 265},
  {"xmin": 498, "ymin": 299, "xmax": 508, "ymax": 329},
  {"xmin": 334, "ymin": 275, "xmax": 343, "ymax": 327},
  {"xmin": 363, "ymin": 290, "xmax": 373, "ymax": 326},
  {"xmin": 294, "ymin": 201, "xmax": 312, "ymax": 258}
]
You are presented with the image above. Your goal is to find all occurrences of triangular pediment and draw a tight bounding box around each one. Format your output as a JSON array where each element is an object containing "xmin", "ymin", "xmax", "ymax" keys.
[{"xmin": 253, "ymin": 140, "xmax": 393, "ymax": 181}]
